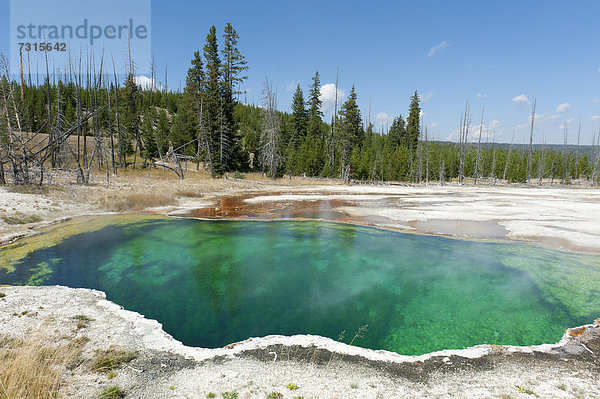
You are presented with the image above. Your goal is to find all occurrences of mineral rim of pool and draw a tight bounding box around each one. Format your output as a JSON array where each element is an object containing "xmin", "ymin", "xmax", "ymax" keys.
[{"xmin": 1, "ymin": 217, "xmax": 599, "ymax": 355}]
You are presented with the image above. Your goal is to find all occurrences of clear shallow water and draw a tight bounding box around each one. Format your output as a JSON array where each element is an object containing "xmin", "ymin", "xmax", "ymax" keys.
[{"xmin": 1, "ymin": 218, "xmax": 598, "ymax": 355}]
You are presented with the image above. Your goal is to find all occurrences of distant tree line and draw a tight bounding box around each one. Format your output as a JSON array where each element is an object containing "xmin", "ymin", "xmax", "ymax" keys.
[{"xmin": 1, "ymin": 23, "xmax": 599, "ymax": 186}]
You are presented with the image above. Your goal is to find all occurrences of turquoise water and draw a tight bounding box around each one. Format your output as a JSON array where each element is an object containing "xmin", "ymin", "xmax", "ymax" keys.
[{"xmin": 1, "ymin": 218, "xmax": 598, "ymax": 355}]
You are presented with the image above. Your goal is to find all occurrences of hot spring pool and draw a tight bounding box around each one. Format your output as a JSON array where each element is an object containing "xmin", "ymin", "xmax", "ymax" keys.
[{"xmin": 1, "ymin": 217, "xmax": 599, "ymax": 355}]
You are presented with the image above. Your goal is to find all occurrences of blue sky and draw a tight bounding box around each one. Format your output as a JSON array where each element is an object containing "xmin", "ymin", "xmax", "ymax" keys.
[{"xmin": 2, "ymin": 0, "xmax": 600, "ymax": 144}]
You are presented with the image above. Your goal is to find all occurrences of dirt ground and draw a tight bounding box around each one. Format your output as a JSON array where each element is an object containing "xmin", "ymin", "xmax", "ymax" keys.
[{"xmin": 1, "ymin": 169, "xmax": 600, "ymax": 398}]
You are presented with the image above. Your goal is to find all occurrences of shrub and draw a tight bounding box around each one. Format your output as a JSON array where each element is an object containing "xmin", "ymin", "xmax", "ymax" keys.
[
  {"xmin": 98, "ymin": 386, "xmax": 125, "ymax": 399},
  {"xmin": 3, "ymin": 212, "xmax": 42, "ymax": 224},
  {"xmin": 91, "ymin": 348, "xmax": 137, "ymax": 373}
]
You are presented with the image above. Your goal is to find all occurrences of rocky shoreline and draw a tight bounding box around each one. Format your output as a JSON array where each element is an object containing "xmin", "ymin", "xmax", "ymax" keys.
[{"xmin": 1, "ymin": 286, "xmax": 599, "ymax": 398}]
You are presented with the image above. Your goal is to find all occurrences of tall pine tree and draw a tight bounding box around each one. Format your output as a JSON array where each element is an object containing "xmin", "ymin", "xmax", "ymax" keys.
[
  {"xmin": 336, "ymin": 85, "xmax": 363, "ymax": 179},
  {"xmin": 406, "ymin": 91, "xmax": 420, "ymax": 151},
  {"xmin": 203, "ymin": 25, "xmax": 223, "ymax": 174},
  {"xmin": 185, "ymin": 50, "xmax": 204, "ymax": 160},
  {"xmin": 294, "ymin": 72, "xmax": 324, "ymax": 176},
  {"xmin": 307, "ymin": 71, "xmax": 323, "ymax": 138},
  {"xmin": 221, "ymin": 23, "xmax": 248, "ymax": 170},
  {"xmin": 289, "ymin": 84, "xmax": 307, "ymax": 151},
  {"xmin": 388, "ymin": 115, "xmax": 406, "ymax": 147}
]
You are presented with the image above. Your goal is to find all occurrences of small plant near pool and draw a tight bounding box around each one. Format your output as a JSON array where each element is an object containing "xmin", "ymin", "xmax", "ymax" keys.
[
  {"xmin": 221, "ymin": 392, "xmax": 238, "ymax": 399},
  {"xmin": 267, "ymin": 392, "xmax": 283, "ymax": 399},
  {"xmin": 0, "ymin": 292, "xmax": 5, "ymax": 298},
  {"xmin": 92, "ymin": 348, "xmax": 136, "ymax": 373},
  {"xmin": 516, "ymin": 385, "xmax": 535, "ymax": 395},
  {"xmin": 73, "ymin": 314, "xmax": 92, "ymax": 329},
  {"xmin": 286, "ymin": 383, "xmax": 299, "ymax": 390},
  {"xmin": 98, "ymin": 385, "xmax": 125, "ymax": 399},
  {"xmin": 206, "ymin": 393, "xmax": 216, "ymax": 398}
]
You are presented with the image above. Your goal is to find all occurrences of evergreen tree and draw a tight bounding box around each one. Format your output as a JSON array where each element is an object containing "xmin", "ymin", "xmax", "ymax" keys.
[
  {"xmin": 156, "ymin": 109, "xmax": 170, "ymax": 156},
  {"xmin": 203, "ymin": 25, "xmax": 223, "ymax": 174},
  {"xmin": 120, "ymin": 74, "xmax": 140, "ymax": 156},
  {"xmin": 307, "ymin": 71, "xmax": 323, "ymax": 138},
  {"xmin": 141, "ymin": 107, "xmax": 158, "ymax": 159},
  {"xmin": 185, "ymin": 50, "xmax": 204, "ymax": 159},
  {"xmin": 388, "ymin": 115, "xmax": 406, "ymax": 147},
  {"xmin": 406, "ymin": 90, "xmax": 420, "ymax": 151},
  {"xmin": 336, "ymin": 85, "xmax": 363, "ymax": 178},
  {"xmin": 294, "ymin": 71, "xmax": 325, "ymax": 176},
  {"xmin": 221, "ymin": 23, "xmax": 248, "ymax": 105},
  {"xmin": 170, "ymin": 99, "xmax": 196, "ymax": 153},
  {"xmin": 186, "ymin": 51, "xmax": 205, "ymax": 105},
  {"xmin": 288, "ymin": 84, "xmax": 308, "ymax": 151},
  {"xmin": 221, "ymin": 23, "xmax": 248, "ymax": 171}
]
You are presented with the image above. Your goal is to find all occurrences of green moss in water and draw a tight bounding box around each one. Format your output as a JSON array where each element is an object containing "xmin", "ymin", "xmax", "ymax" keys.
[{"xmin": 1, "ymin": 218, "xmax": 598, "ymax": 355}]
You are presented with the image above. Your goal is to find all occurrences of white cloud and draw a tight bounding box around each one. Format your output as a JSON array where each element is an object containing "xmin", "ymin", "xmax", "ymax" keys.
[
  {"xmin": 375, "ymin": 112, "xmax": 391, "ymax": 129},
  {"xmin": 598, "ymin": 67, "xmax": 600, "ymax": 73},
  {"xmin": 319, "ymin": 83, "xmax": 345, "ymax": 113},
  {"xmin": 286, "ymin": 80, "xmax": 300, "ymax": 93},
  {"xmin": 419, "ymin": 110, "xmax": 425, "ymax": 119},
  {"xmin": 427, "ymin": 40, "xmax": 452, "ymax": 57},
  {"xmin": 470, "ymin": 120, "xmax": 501, "ymax": 136},
  {"xmin": 447, "ymin": 120, "xmax": 503, "ymax": 142},
  {"xmin": 591, "ymin": 99, "xmax": 600, "ymax": 104},
  {"xmin": 555, "ymin": 103, "xmax": 571, "ymax": 113},
  {"xmin": 512, "ymin": 94, "xmax": 530, "ymax": 105},
  {"xmin": 476, "ymin": 93, "xmax": 487, "ymax": 99},
  {"xmin": 590, "ymin": 115, "xmax": 600, "ymax": 122},
  {"xmin": 430, "ymin": 122, "xmax": 438, "ymax": 128},
  {"xmin": 488, "ymin": 120, "xmax": 501, "ymax": 130},
  {"xmin": 514, "ymin": 112, "xmax": 562, "ymax": 132},
  {"xmin": 420, "ymin": 92, "xmax": 433, "ymax": 102},
  {"xmin": 558, "ymin": 119, "xmax": 574, "ymax": 130},
  {"xmin": 134, "ymin": 75, "xmax": 163, "ymax": 90}
]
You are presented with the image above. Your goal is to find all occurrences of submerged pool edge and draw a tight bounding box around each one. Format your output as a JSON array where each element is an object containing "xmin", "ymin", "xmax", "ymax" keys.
[
  {"xmin": 165, "ymin": 213, "xmax": 600, "ymax": 256},
  {"xmin": 1, "ymin": 285, "xmax": 598, "ymax": 365},
  {"xmin": 2, "ymin": 215, "xmax": 599, "ymax": 354}
]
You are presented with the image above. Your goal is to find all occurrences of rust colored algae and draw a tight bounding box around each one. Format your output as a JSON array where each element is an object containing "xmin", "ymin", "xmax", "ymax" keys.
[{"xmin": 569, "ymin": 327, "xmax": 587, "ymax": 337}]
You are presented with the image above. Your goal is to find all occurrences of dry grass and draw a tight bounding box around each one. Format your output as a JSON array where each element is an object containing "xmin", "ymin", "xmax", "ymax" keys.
[
  {"xmin": 2, "ymin": 212, "xmax": 42, "ymax": 225},
  {"xmin": 0, "ymin": 333, "xmax": 86, "ymax": 399},
  {"xmin": 175, "ymin": 190, "xmax": 204, "ymax": 198},
  {"xmin": 98, "ymin": 386, "xmax": 125, "ymax": 399},
  {"xmin": 91, "ymin": 348, "xmax": 136, "ymax": 373},
  {"xmin": 7, "ymin": 185, "xmax": 49, "ymax": 195},
  {"xmin": 98, "ymin": 192, "xmax": 176, "ymax": 211}
]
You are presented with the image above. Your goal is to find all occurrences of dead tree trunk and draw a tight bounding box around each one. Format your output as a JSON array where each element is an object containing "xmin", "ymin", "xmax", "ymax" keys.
[
  {"xmin": 259, "ymin": 78, "xmax": 281, "ymax": 179},
  {"xmin": 475, "ymin": 107, "xmax": 484, "ymax": 184},
  {"xmin": 562, "ymin": 122, "xmax": 568, "ymax": 184},
  {"xmin": 527, "ymin": 97, "xmax": 536, "ymax": 184}
]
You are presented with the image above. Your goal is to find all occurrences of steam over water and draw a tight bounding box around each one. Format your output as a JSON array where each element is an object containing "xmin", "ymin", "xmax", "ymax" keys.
[{"xmin": 1, "ymin": 218, "xmax": 598, "ymax": 355}]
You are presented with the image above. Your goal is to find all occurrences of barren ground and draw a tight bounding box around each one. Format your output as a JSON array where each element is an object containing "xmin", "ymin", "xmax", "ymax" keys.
[{"xmin": 1, "ymin": 170, "xmax": 600, "ymax": 398}]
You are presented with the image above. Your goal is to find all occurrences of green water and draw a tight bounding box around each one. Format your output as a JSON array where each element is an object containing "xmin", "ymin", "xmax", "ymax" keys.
[{"xmin": 1, "ymin": 218, "xmax": 599, "ymax": 355}]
